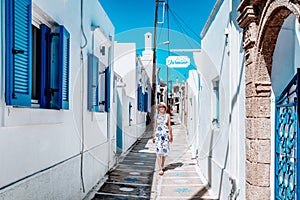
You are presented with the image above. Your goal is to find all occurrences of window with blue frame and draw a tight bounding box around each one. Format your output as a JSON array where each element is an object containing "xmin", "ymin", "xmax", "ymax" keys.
[
  {"xmin": 144, "ymin": 89, "xmax": 149, "ymax": 112},
  {"xmin": 5, "ymin": 0, "xmax": 70, "ymax": 109},
  {"xmin": 212, "ymin": 80, "xmax": 220, "ymax": 128},
  {"xmin": 137, "ymin": 85, "xmax": 148, "ymax": 113},
  {"xmin": 87, "ymin": 52, "xmax": 111, "ymax": 113},
  {"xmin": 137, "ymin": 85, "xmax": 143, "ymax": 111},
  {"xmin": 88, "ymin": 54, "xmax": 99, "ymax": 112},
  {"xmin": 105, "ymin": 46, "xmax": 112, "ymax": 112}
]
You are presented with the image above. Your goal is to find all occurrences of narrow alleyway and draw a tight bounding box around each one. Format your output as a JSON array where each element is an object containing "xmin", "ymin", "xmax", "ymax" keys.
[{"xmin": 91, "ymin": 113, "xmax": 216, "ymax": 200}]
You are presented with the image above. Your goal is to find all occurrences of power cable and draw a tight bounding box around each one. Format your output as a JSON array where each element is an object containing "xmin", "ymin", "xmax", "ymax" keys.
[
  {"xmin": 169, "ymin": 7, "xmax": 201, "ymax": 42},
  {"xmin": 80, "ymin": 0, "xmax": 87, "ymax": 49},
  {"xmin": 80, "ymin": 0, "xmax": 86, "ymax": 193},
  {"xmin": 169, "ymin": 9, "xmax": 195, "ymax": 49}
]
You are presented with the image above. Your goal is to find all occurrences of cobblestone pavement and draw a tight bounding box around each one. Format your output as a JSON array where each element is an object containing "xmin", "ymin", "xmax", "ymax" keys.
[{"xmin": 91, "ymin": 113, "xmax": 217, "ymax": 200}]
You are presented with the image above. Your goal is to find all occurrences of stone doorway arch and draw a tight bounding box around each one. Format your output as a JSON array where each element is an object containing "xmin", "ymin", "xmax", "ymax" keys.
[{"xmin": 238, "ymin": 0, "xmax": 300, "ymax": 199}]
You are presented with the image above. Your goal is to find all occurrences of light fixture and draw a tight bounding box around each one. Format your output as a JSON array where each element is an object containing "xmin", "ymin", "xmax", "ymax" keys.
[
  {"xmin": 91, "ymin": 25, "xmax": 100, "ymax": 31},
  {"xmin": 100, "ymin": 46, "xmax": 105, "ymax": 56}
]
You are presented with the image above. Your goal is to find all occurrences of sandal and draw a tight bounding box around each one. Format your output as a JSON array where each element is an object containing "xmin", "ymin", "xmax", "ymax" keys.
[{"xmin": 159, "ymin": 170, "xmax": 164, "ymax": 175}]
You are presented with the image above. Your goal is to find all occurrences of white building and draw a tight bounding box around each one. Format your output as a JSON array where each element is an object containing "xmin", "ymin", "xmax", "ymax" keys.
[
  {"xmin": 187, "ymin": 0, "xmax": 245, "ymax": 199},
  {"xmin": 0, "ymin": 0, "xmax": 117, "ymax": 199},
  {"xmin": 140, "ymin": 32, "xmax": 154, "ymax": 82},
  {"xmin": 114, "ymin": 41, "xmax": 150, "ymax": 154}
]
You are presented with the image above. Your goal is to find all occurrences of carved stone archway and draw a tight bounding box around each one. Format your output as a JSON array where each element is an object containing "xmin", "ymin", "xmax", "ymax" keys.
[{"xmin": 237, "ymin": 0, "xmax": 300, "ymax": 199}]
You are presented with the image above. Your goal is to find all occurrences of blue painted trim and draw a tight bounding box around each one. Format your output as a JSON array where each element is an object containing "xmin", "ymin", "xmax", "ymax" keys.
[{"xmin": 5, "ymin": 0, "xmax": 13, "ymax": 105}]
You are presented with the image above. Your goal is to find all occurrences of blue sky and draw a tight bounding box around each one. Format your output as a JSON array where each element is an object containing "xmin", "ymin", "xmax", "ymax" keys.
[{"xmin": 99, "ymin": 0, "xmax": 217, "ymax": 82}]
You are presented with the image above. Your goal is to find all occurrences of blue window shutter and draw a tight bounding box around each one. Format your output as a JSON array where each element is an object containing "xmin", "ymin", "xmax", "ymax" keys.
[
  {"xmin": 40, "ymin": 24, "xmax": 51, "ymax": 108},
  {"xmin": 137, "ymin": 86, "xmax": 142, "ymax": 111},
  {"xmin": 58, "ymin": 26, "xmax": 70, "ymax": 109},
  {"xmin": 144, "ymin": 92, "xmax": 148, "ymax": 112},
  {"xmin": 137, "ymin": 86, "xmax": 140, "ymax": 111},
  {"xmin": 105, "ymin": 66, "xmax": 111, "ymax": 112},
  {"xmin": 5, "ymin": 0, "xmax": 32, "ymax": 106},
  {"xmin": 137, "ymin": 86, "xmax": 139, "ymax": 111},
  {"xmin": 141, "ymin": 91, "xmax": 145, "ymax": 112},
  {"xmin": 88, "ymin": 54, "xmax": 99, "ymax": 112}
]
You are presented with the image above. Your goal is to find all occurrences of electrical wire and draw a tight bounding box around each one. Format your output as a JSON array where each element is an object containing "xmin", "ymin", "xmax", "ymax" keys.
[
  {"xmin": 80, "ymin": 0, "xmax": 86, "ymax": 193},
  {"xmin": 169, "ymin": 7, "xmax": 201, "ymax": 42},
  {"xmin": 80, "ymin": 0, "xmax": 87, "ymax": 49},
  {"xmin": 169, "ymin": 9, "xmax": 195, "ymax": 49},
  {"xmin": 166, "ymin": 1, "xmax": 170, "ymax": 55},
  {"xmin": 80, "ymin": 51, "xmax": 86, "ymax": 193}
]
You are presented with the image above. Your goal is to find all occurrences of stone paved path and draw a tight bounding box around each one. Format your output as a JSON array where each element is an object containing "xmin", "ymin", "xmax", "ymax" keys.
[
  {"xmin": 91, "ymin": 113, "xmax": 217, "ymax": 200},
  {"xmin": 91, "ymin": 131, "xmax": 156, "ymax": 199},
  {"xmin": 150, "ymin": 113, "xmax": 215, "ymax": 200}
]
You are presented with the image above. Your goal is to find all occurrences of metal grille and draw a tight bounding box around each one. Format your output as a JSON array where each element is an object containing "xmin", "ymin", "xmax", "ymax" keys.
[{"xmin": 275, "ymin": 71, "xmax": 299, "ymax": 200}]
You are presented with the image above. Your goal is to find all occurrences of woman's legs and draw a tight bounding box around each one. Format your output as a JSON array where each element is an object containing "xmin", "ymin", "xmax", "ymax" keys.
[
  {"xmin": 157, "ymin": 156, "xmax": 162, "ymax": 170},
  {"xmin": 161, "ymin": 156, "xmax": 166, "ymax": 170},
  {"xmin": 157, "ymin": 156, "xmax": 164, "ymax": 175}
]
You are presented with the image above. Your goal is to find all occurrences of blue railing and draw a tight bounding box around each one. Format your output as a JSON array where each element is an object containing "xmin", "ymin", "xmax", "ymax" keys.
[{"xmin": 275, "ymin": 69, "xmax": 299, "ymax": 199}]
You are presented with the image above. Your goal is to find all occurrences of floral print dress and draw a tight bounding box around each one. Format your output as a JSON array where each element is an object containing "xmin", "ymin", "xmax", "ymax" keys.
[{"xmin": 155, "ymin": 113, "xmax": 170, "ymax": 156}]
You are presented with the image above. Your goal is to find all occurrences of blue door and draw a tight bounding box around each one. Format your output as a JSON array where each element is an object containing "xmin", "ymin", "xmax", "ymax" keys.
[
  {"xmin": 275, "ymin": 69, "xmax": 299, "ymax": 199},
  {"xmin": 116, "ymin": 92, "xmax": 122, "ymax": 153}
]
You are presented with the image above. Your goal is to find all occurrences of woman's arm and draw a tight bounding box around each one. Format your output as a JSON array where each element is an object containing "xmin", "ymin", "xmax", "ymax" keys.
[
  {"xmin": 152, "ymin": 118, "xmax": 157, "ymax": 143},
  {"xmin": 168, "ymin": 114, "xmax": 173, "ymax": 143}
]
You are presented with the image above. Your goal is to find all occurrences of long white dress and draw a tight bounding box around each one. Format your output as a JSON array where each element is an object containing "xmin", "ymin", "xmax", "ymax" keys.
[{"xmin": 155, "ymin": 113, "xmax": 170, "ymax": 156}]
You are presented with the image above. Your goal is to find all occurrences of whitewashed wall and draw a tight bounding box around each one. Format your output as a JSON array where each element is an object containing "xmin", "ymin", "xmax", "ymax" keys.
[
  {"xmin": 0, "ymin": 0, "xmax": 116, "ymax": 199},
  {"xmin": 114, "ymin": 43, "xmax": 147, "ymax": 154},
  {"xmin": 186, "ymin": 70, "xmax": 200, "ymax": 158},
  {"xmin": 189, "ymin": 0, "xmax": 245, "ymax": 199}
]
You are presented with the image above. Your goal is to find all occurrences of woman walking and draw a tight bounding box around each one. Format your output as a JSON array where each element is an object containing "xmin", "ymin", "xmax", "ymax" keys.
[{"xmin": 152, "ymin": 102, "xmax": 173, "ymax": 175}]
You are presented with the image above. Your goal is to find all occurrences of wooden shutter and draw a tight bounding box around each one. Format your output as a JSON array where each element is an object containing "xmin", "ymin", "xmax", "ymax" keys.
[
  {"xmin": 5, "ymin": 0, "xmax": 32, "ymax": 106},
  {"xmin": 58, "ymin": 26, "xmax": 70, "ymax": 109},
  {"xmin": 105, "ymin": 66, "xmax": 111, "ymax": 112},
  {"xmin": 88, "ymin": 54, "xmax": 99, "ymax": 112}
]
